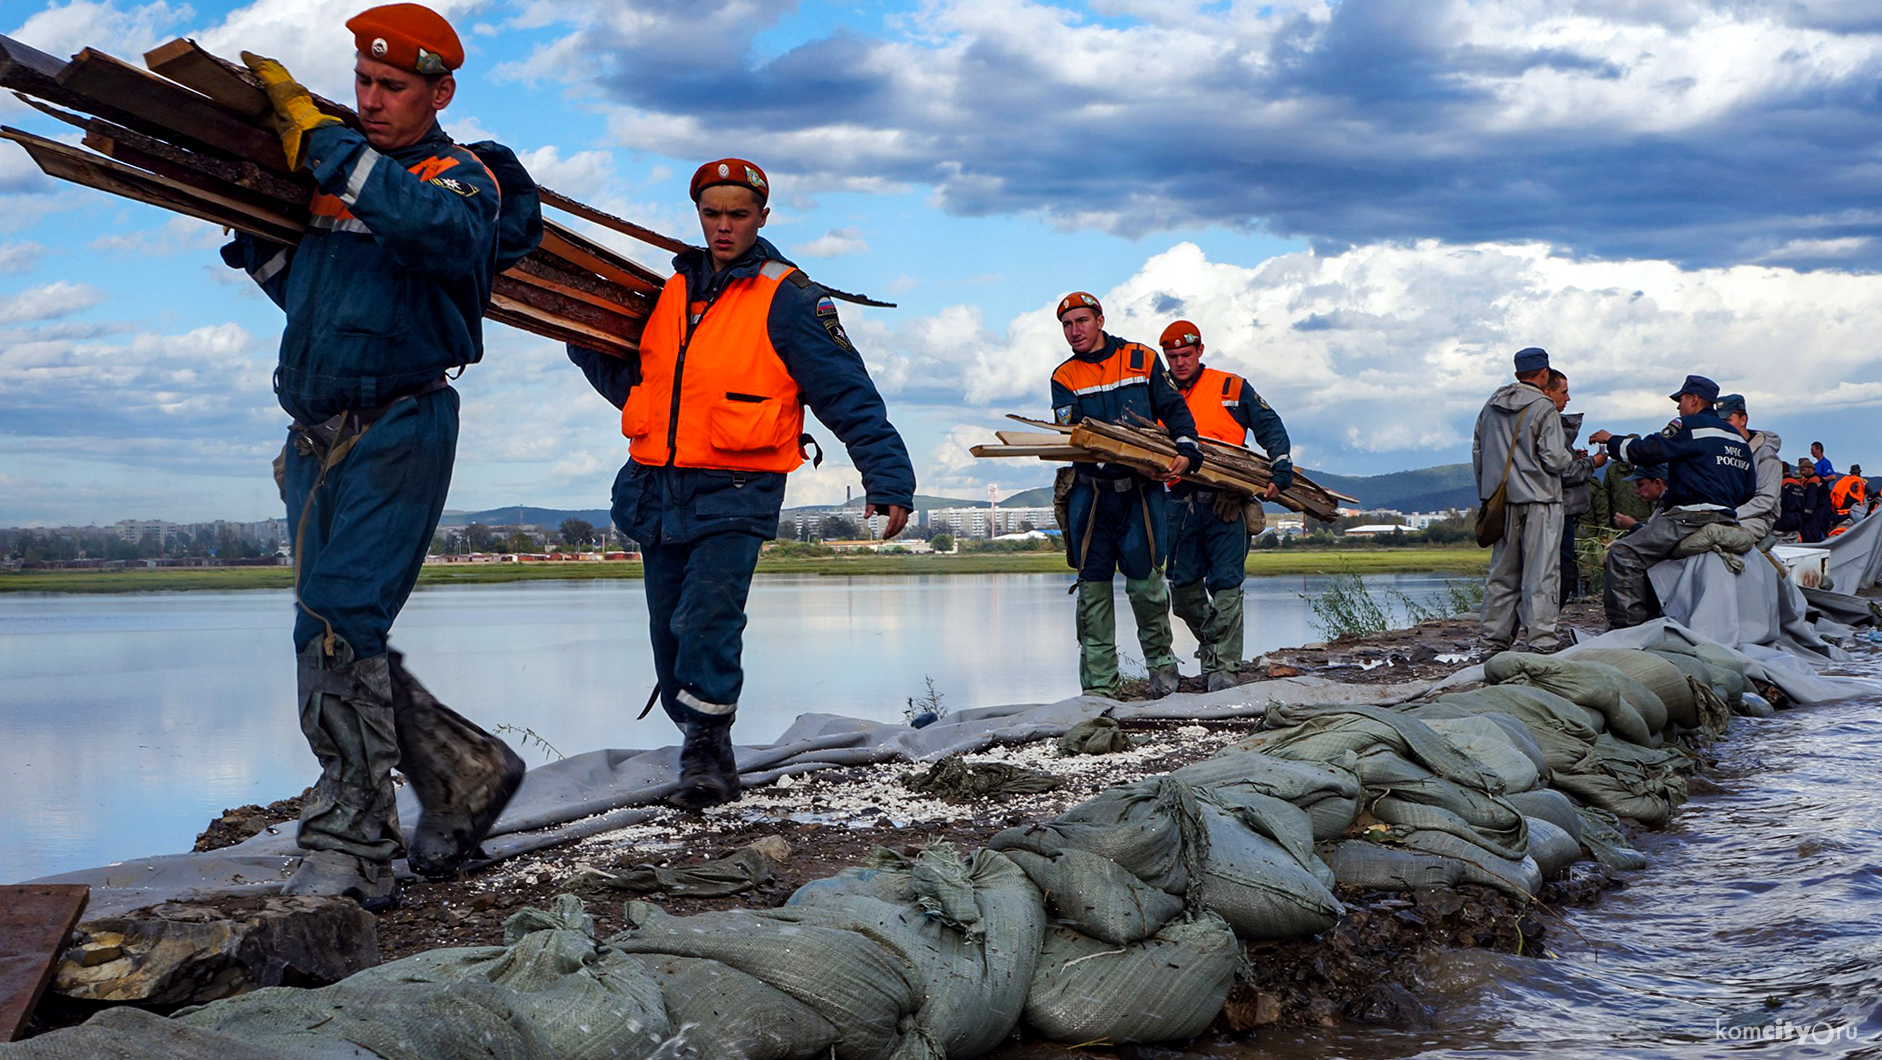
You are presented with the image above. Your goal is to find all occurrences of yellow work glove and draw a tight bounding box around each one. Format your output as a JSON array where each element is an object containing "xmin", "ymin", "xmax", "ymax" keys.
[{"xmin": 241, "ymin": 51, "xmax": 340, "ymax": 171}]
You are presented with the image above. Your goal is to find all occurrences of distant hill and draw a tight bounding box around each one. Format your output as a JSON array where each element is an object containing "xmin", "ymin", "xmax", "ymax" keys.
[{"xmin": 448, "ymin": 464, "xmax": 1476, "ymax": 529}]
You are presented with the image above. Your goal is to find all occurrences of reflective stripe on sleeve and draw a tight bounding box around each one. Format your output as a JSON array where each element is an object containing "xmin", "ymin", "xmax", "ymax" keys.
[
  {"xmin": 678, "ymin": 689, "xmax": 736, "ymax": 716},
  {"xmin": 250, "ymin": 247, "xmax": 291, "ymax": 285},
  {"xmin": 339, "ymin": 150, "xmax": 381, "ymax": 207},
  {"xmin": 1689, "ymin": 427, "xmax": 1742, "ymax": 442}
]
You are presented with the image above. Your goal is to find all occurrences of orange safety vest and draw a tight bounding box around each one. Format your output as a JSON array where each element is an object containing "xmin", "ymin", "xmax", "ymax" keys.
[
  {"xmin": 621, "ymin": 260, "xmax": 806, "ymax": 473},
  {"xmin": 1051, "ymin": 340, "xmax": 1158, "ymax": 407},
  {"xmin": 1831, "ymin": 474, "xmax": 1866, "ymax": 515},
  {"xmin": 1177, "ymin": 366, "xmax": 1248, "ymax": 445}
]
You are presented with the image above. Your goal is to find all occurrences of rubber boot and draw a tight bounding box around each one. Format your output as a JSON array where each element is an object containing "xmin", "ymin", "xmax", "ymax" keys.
[
  {"xmin": 1124, "ymin": 571, "xmax": 1177, "ymax": 674},
  {"xmin": 1075, "ymin": 579, "xmax": 1119, "ymax": 697},
  {"xmin": 669, "ymin": 713, "xmax": 741, "ymax": 811},
  {"xmin": 387, "ymin": 650, "xmax": 526, "ymax": 879},
  {"xmin": 285, "ymin": 640, "xmax": 402, "ymax": 911},
  {"xmin": 1171, "ymin": 581, "xmax": 1219, "ymax": 674},
  {"xmin": 1209, "ymin": 587, "xmax": 1245, "ymax": 679}
]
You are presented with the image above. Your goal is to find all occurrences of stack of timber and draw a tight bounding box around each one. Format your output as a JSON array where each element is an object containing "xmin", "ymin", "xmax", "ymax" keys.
[
  {"xmin": 971, "ymin": 415, "xmax": 1353, "ymax": 521},
  {"xmin": 0, "ymin": 35, "xmax": 889, "ymax": 357}
]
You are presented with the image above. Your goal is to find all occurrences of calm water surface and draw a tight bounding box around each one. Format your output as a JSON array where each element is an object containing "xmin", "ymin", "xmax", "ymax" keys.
[{"xmin": 0, "ymin": 572, "xmax": 1450, "ymax": 882}]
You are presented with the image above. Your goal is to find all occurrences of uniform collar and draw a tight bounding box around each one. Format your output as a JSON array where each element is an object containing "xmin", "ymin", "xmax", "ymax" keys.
[
  {"xmin": 673, "ymin": 236, "xmax": 793, "ymax": 297},
  {"xmin": 1073, "ymin": 332, "xmax": 1120, "ymax": 364},
  {"xmin": 385, "ymin": 120, "xmax": 451, "ymax": 163}
]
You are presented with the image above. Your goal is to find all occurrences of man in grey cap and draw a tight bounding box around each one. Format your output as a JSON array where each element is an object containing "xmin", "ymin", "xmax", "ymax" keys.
[
  {"xmin": 1716, "ymin": 394, "xmax": 1782, "ymax": 543},
  {"xmin": 1472, "ymin": 347, "xmax": 1575, "ymax": 654},
  {"xmin": 1589, "ymin": 374, "xmax": 1757, "ymax": 628}
]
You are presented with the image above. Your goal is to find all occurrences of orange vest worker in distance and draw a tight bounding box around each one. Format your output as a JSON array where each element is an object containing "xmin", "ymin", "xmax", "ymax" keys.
[{"xmin": 1831, "ymin": 467, "xmax": 1866, "ymax": 520}]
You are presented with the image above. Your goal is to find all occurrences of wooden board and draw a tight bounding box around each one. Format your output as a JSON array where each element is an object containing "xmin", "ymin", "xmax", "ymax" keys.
[
  {"xmin": 487, "ymin": 294, "xmax": 636, "ymax": 358},
  {"xmin": 540, "ymin": 221, "xmax": 666, "ymax": 295},
  {"xmin": 2, "ymin": 126, "xmax": 302, "ymax": 243},
  {"xmin": 970, "ymin": 443, "xmax": 1091, "ymax": 459},
  {"xmin": 539, "ymin": 185, "xmax": 690, "ymax": 255},
  {"xmin": 505, "ymin": 251, "xmax": 654, "ymax": 317},
  {"xmin": 995, "ymin": 430, "xmax": 1071, "ymax": 446},
  {"xmin": 56, "ymin": 47, "xmax": 288, "ymax": 171},
  {"xmin": 0, "ymin": 884, "xmax": 89, "ymax": 1041},
  {"xmin": 142, "ymin": 39, "xmax": 357, "ymax": 128}
]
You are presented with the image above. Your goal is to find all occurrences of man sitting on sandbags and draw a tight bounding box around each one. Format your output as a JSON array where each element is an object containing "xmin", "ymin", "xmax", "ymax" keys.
[{"xmin": 1589, "ymin": 375, "xmax": 1757, "ymax": 629}]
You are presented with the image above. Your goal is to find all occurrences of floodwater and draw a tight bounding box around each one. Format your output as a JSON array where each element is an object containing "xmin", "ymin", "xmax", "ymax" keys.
[{"xmin": 0, "ymin": 571, "xmax": 1454, "ymax": 883}]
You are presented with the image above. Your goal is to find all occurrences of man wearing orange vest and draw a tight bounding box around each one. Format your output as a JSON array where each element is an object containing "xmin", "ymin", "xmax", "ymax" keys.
[
  {"xmin": 569, "ymin": 158, "xmax": 914, "ymax": 810},
  {"xmin": 1051, "ymin": 294, "xmax": 1204, "ymax": 699},
  {"xmin": 1159, "ymin": 321, "xmax": 1292, "ymax": 690},
  {"xmin": 1831, "ymin": 464, "xmax": 1867, "ymax": 524}
]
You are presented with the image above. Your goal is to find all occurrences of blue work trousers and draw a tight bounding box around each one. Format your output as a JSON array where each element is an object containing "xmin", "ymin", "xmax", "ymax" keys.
[
  {"xmin": 1168, "ymin": 491, "xmax": 1249, "ymax": 592},
  {"xmin": 640, "ymin": 530, "xmax": 766, "ymax": 726},
  {"xmin": 283, "ymin": 388, "xmax": 458, "ymax": 659},
  {"xmin": 1066, "ymin": 474, "xmax": 1168, "ymax": 582}
]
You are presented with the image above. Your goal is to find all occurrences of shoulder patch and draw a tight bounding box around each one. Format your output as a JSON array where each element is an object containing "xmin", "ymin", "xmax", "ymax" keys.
[
  {"xmin": 1660, "ymin": 418, "xmax": 1682, "ymax": 438},
  {"xmin": 815, "ymin": 296, "xmax": 853, "ymax": 350},
  {"xmin": 428, "ymin": 175, "xmax": 478, "ymax": 198},
  {"xmin": 1249, "ymin": 388, "xmax": 1272, "ymax": 411},
  {"xmin": 1054, "ymin": 405, "xmax": 1076, "ymax": 426}
]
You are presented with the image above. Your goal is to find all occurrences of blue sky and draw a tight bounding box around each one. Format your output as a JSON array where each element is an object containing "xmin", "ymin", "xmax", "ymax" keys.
[{"xmin": 4, "ymin": 0, "xmax": 1882, "ymax": 525}]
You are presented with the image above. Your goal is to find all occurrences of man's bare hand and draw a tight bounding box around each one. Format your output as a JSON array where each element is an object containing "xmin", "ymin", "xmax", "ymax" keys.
[
  {"xmin": 1161, "ymin": 455, "xmax": 1192, "ymax": 484},
  {"xmin": 867, "ymin": 503, "xmax": 910, "ymax": 540},
  {"xmin": 1261, "ymin": 481, "xmax": 1281, "ymax": 501},
  {"xmin": 1614, "ymin": 513, "xmax": 1637, "ymax": 529},
  {"xmin": 1592, "ymin": 451, "xmax": 1609, "ymax": 468},
  {"xmin": 1588, "ymin": 429, "xmax": 1613, "ymax": 445}
]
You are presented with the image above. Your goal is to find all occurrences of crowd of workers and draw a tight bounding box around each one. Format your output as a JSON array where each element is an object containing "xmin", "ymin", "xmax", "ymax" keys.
[
  {"xmin": 174, "ymin": 1, "xmax": 1865, "ymax": 912},
  {"xmin": 1472, "ymin": 349, "xmax": 1872, "ymax": 657}
]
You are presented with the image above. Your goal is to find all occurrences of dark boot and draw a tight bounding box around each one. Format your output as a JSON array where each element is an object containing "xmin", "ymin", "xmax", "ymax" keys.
[
  {"xmin": 286, "ymin": 641, "xmax": 402, "ymax": 911},
  {"xmin": 387, "ymin": 650, "xmax": 526, "ymax": 879},
  {"xmin": 669, "ymin": 714, "xmax": 741, "ymax": 811}
]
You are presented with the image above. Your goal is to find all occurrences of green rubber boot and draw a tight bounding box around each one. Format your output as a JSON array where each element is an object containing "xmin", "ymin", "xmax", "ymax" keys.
[
  {"xmin": 1075, "ymin": 579, "xmax": 1119, "ymax": 697},
  {"xmin": 1124, "ymin": 571, "xmax": 1177, "ymax": 674},
  {"xmin": 1206, "ymin": 587, "xmax": 1246, "ymax": 691},
  {"xmin": 1171, "ymin": 580, "xmax": 1218, "ymax": 674}
]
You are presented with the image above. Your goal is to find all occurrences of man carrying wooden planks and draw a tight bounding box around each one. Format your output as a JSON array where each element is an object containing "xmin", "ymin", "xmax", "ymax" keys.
[
  {"xmin": 567, "ymin": 158, "xmax": 915, "ymax": 811},
  {"xmin": 1050, "ymin": 294, "xmax": 1204, "ymax": 699},
  {"xmin": 1159, "ymin": 320, "xmax": 1292, "ymax": 691},
  {"xmin": 219, "ymin": 3, "xmax": 539, "ymax": 908}
]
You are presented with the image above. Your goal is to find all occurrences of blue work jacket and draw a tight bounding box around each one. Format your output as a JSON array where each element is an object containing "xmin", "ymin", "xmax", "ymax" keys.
[
  {"xmin": 224, "ymin": 121, "xmax": 512, "ymax": 424},
  {"xmin": 1049, "ymin": 334, "xmax": 1204, "ymax": 481},
  {"xmin": 1606, "ymin": 408, "xmax": 1757, "ymax": 512},
  {"xmin": 570, "ymin": 237, "xmax": 916, "ymax": 544}
]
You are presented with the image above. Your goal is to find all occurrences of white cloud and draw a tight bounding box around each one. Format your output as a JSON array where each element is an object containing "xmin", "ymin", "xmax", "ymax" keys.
[
  {"xmin": 192, "ymin": 0, "xmax": 491, "ymax": 99},
  {"xmin": 512, "ymin": 145, "xmax": 615, "ymax": 200},
  {"xmin": 793, "ymin": 226, "xmax": 869, "ymax": 259},
  {"xmin": 87, "ymin": 216, "xmax": 225, "ymax": 257},
  {"xmin": 0, "ymin": 242, "xmax": 44, "ymax": 273},
  {"xmin": 0, "ymin": 280, "xmax": 105, "ymax": 324},
  {"xmin": 9, "ymin": 1, "xmax": 190, "ymax": 60}
]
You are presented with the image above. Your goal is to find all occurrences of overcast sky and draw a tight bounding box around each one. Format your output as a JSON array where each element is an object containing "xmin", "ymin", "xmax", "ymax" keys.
[{"xmin": 3, "ymin": 0, "xmax": 1881, "ymax": 525}]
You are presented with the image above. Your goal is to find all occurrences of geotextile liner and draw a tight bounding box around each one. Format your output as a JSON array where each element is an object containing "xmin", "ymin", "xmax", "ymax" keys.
[{"xmin": 9, "ymin": 638, "xmax": 1785, "ymax": 1059}]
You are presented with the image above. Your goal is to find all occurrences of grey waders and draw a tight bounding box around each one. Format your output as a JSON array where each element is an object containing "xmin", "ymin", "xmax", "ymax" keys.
[
  {"xmin": 387, "ymin": 650, "xmax": 526, "ymax": 879},
  {"xmin": 286, "ymin": 640, "xmax": 403, "ymax": 910},
  {"xmin": 670, "ymin": 713, "xmax": 741, "ymax": 812}
]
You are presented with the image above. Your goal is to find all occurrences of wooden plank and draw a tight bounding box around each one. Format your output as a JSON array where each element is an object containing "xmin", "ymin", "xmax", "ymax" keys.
[
  {"xmin": 540, "ymin": 221, "xmax": 666, "ymax": 294},
  {"xmin": 487, "ymin": 293, "xmax": 637, "ymax": 357},
  {"xmin": 0, "ymin": 33, "xmax": 195, "ymax": 146},
  {"xmin": 538, "ymin": 185, "xmax": 691, "ymax": 255},
  {"xmin": 83, "ymin": 130, "xmax": 310, "ymax": 216},
  {"xmin": 56, "ymin": 47, "xmax": 289, "ymax": 171},
  {"xmin": 1003, "ymin": 414, "xmax": 1073, "ymax": 433},
  {"xmin": 505, "ymin": 251, "xmax": 653, "ymax": 317},
  {"xmin": 492, "ymin": 274, "xmax": 644, "ymax": 341},
  {"xmin": 142, "ymin": 38, "xmax": 357, "ymax": 128},
  {"xmin": 0, "ymin": 884, "xmax": 89, "ymax": 1041},
  {"xmin": 1, "ymin": 126, "xmax": 302, "ymax": 243},
  {"xmin": 995, "ymin": 430, "xmax": 1071, "ymax": 446},
  {"xmin": 970, "ymin": 443, "xmax": 1091, "ymax": 459}
]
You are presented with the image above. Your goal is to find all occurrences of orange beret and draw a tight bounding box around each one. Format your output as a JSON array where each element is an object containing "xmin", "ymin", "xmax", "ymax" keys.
[
  {"xmin": 1056, "ymin": 292, "xmax": 1102, "ymax": 320},
  {"xmin": 1159, "ymin": 320, "xmax": 1202, "ymax": 349},
  {"xmin": 691, "ymin": 158, "xmax": 770, "ymax": 203},
  {"xmin": 348, "ymin": 3, "xmax": 463, "ymax": 75}
]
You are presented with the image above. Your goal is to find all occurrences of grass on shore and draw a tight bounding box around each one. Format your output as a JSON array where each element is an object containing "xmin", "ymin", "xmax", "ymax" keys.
[{"xmin": 0, "ymin": 546, "xmax": 1489, "ymax": 594}]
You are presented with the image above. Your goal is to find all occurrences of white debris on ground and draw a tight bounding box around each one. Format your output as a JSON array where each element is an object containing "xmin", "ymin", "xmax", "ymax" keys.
[{"xmin": 477, "ymin": 723, "xmax": 1237, "ymax": 892}]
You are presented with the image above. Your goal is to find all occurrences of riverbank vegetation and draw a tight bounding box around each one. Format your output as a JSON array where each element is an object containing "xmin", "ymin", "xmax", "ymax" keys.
[{"xmin": 0, "ymin": 546, "xmax": 1489, "ymax": 593}]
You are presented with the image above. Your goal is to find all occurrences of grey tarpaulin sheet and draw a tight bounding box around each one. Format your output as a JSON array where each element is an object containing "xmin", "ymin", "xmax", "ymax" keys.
[
  {"xmin": 28, "ymin": 675, "xmax": 1433, "ymax": 918},
  {"xmin": 1648, "ymin": 552, "xmax": 1842, "ymax": 660},
  {"xmin": 1803, "ymin": 586, "xmax": 1882, "ymax": 628},
  {"xmin": 1822, "ymin": 511, "xmax": 1882, "ymax": 593}
]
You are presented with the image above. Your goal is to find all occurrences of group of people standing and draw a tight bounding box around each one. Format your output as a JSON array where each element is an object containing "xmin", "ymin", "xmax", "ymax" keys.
[{"xmin": 1472, "ymin": 347, "xmax": 1865, "ymax": 656}]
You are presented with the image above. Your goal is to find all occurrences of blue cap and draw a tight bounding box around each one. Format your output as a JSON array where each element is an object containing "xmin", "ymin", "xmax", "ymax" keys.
[
  {"xmin": 1716, "ymin": 393, "xmax": 1746, "ymax": 417},
  {"xmin": 1669, "ymin": 374, "xmax": 1719, "ymax": 403},
  {"xmin": 1630, "ymin": 464, "xmax": 1669, "ymax": 481},
  {"xmin": 1513, "ymin": 347, "xmax": 1550, "ymax": 373}
]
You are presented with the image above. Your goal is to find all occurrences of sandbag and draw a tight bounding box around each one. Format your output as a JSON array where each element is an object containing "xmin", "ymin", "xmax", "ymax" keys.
[
  {"xmin": 1173, "ymin": 749, "xmax": 1363, "ymax": 840},
  {"xmin": 1525, "ymin": 817, "xmax": 1582, "ymax": 876},
  {"xmin": 1023, "ymin": 913, "xmax": 1238, "ymax": 1045},
  {"xmin": 1422, "ymin": 714, "xmax": 1544, "ymax": 792},
  {"xmin": 1058, "ymin": 716, "xmax": 1138, "ymax": 754},
  {"xmin": 992, "ymin": 776, "xmax": 1200, "ymax": 895},
  {"xmin": 1396, "ymin": 829, "xmax": 1543, "ymax": 897},
  {"xmin": 1575, "ymin": 805, "xmax": 1649, "ymax": 871},
  {"xmin": 1322, "ymin": 840, "xmax": 1465, "ymax": 891},
  {"xmin": 1504, "ymin": 788, "xmax": 1583, "ymax": 843},
  {"xmin": 1349, "ymin": 749, "xmax": 1529, "ymax": 863},
  {"xmin": 1652, "ymin": 643, "xmax": 1748, "ymax": 707},
  {"xmin": 1548, "ymin": 734, "xmax": 1692, "ymax": 826},
  {"xmin": 1192, "ymin": 794, "xmax": 1344, "ymax": 939},
  {"xmin": 0, "ymin": 1008, "xmax": 289, "ymax": 1060},
  {"xmin": 1002, "ymin": 846, "xmax": 1183, "ymax": 946},
  {"xmin": 1569, "ymin": 648, "xmax": 1699, "ymax": 729},
  {"xmin": 1736, "ymin": 691, "xmax": 1776, "ymax": 718},
  {"xmin": 1485, "ymin": 652, "xmax": 1658, "ymax": 746},
  {"xmin": 637, "ymin": 955, "xmax": 840, "ymax": 1060}
]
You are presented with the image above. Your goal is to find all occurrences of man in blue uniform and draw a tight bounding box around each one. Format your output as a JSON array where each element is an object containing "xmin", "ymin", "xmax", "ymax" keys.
[
  {"xmin": 568, "ymin": 158, "xmax": 914, "ymax": 810},
  {"xmin": 1158, "ymin": 320, "xmax": 1291, "ymax": 691},
  {"xmin": 1051, "ymin": 295, "xmax": 1204, "ymax": 698},
  {"xmin": 222, "ymin": 4, "xmax": 539, "ymax": 908},
  {"xmin": 1589, "ymin": 374, "xmax": 1757, "ymax": 629}
]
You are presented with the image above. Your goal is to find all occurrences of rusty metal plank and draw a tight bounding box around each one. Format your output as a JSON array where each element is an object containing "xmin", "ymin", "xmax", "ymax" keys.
[{"xmin": 0, "ymin": 884, "xmax": 89, "ymax": 1041}]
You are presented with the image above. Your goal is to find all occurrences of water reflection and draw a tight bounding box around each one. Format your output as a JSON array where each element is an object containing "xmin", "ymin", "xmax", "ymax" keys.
[{"xmin": 0, "ymin": 571, "xmax": 1453, "ymax": 884}]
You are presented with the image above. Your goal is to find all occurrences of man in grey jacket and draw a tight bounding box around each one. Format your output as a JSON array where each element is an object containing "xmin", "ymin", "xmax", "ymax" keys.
[
  {"xmin": 1717, "ymin": 394, "xmax": 1781, "ymax": 543},
  {"xmin": 1473, "ymin": 348, "xmax": 1575, "ymax": 654}
]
